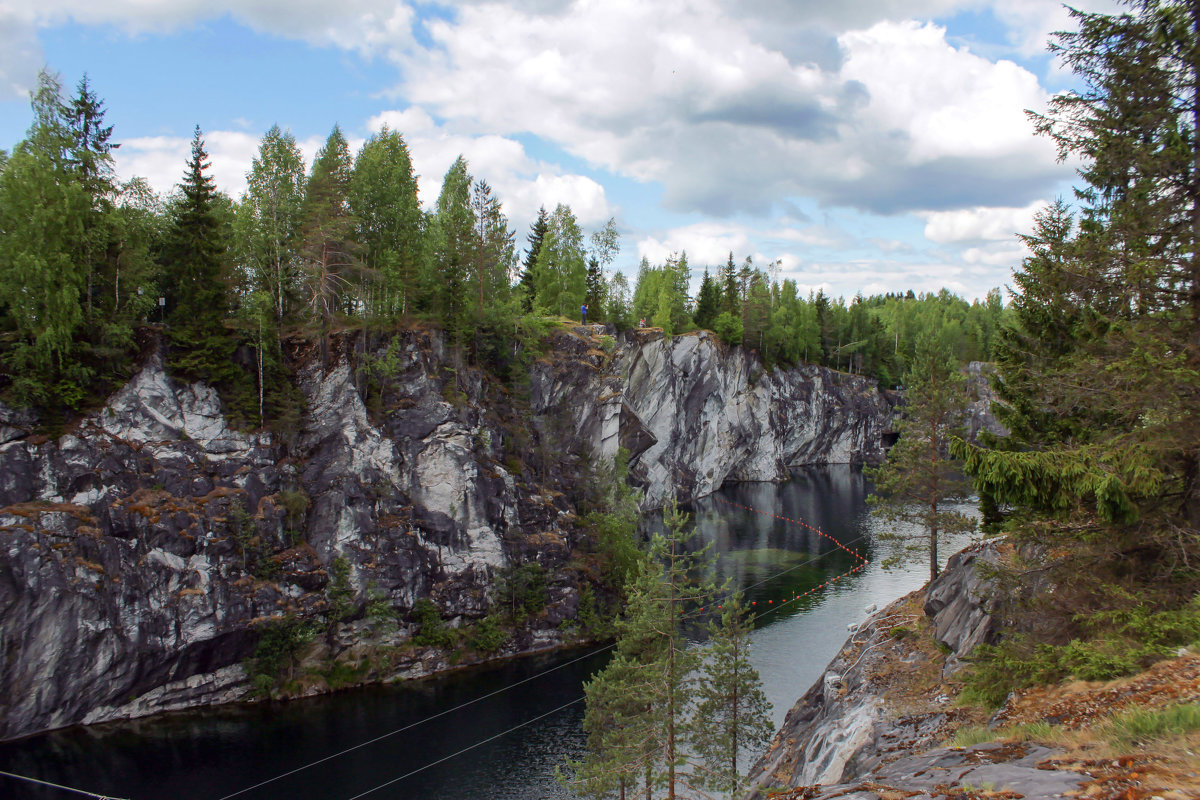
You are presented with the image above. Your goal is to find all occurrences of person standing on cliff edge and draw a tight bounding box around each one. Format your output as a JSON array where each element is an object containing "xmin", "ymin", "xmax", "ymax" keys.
[{"xmin": 581, "ymin": 303, "xmax": 588, "ymax": 325}]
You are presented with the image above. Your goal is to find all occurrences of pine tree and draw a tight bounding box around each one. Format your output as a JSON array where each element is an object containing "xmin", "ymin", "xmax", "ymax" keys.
[
  {"xmin": 299, "ymin": 125, "xmax": 357, "ymax": 362},
  {"xmin": 690, "ymin": 595, "xmax": 773, "ymax": 798},
  {"xmin": 869, "ymin": 335, "xmax": 976, "ymax": 581},
  {"xmin": 564, "ymin": 502, "xmax": 722, "ymax": 800}
]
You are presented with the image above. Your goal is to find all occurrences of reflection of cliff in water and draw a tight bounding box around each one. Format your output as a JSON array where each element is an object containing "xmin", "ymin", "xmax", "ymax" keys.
[{"xmin": 642, "ymin": 465, "xmax": 874, "ymax": 619}]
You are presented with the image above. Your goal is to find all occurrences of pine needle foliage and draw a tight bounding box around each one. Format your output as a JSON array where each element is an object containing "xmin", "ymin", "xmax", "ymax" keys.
[{"xmin": 868, "ymin": 334, "xmax": 976, "ymax": 581}]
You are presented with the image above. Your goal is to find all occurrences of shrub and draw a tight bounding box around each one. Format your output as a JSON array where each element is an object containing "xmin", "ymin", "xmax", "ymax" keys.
[
  {"xmin": 496, "ymin": 563, "xmax": 547, "ymax": 621},
  {"xmin": 244, "ymin": 616, "xmax": 316, "ymax": 697},
  {"xmin": 466, "ymin": 615, "xmax": 507, "ymax": 654},
  {"xmin": 411, "ymin": 598, "xmax": 455, "ymax": 648}
]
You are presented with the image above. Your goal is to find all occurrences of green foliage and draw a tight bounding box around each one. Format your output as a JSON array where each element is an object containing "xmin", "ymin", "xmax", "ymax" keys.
[
  {"xmin": 227, "ymin": 501, "xmax": 278, "ymax": 580},
  {"xmin": 496, "ymin": 562, "xmax": 547, "ymax": 621},
  {"xmin": 963, "ymin": 597, "xmax": 1200, "ymax": 708},
  {"xmin": 236, "ymin": 124, "xmax": 306, "ymax": 323},
  {"xmin": 867, "ymin": 335, "xmax": 977, "ymax": 581},
  {"xmin": 365, "ymin": 585, "xmax": 398, "ymax": 634},
  {"xmin": 689, "ymin": 595, "xmax": 773, "ymax": 797},
  {"xmin": 299, "ymin": 125, "xmax": 358, "ymax": 361},
  {"xmin": 349, "ymin": 125, "xmax": 424, "ymax": 319},
  {"xmin": 562, "ymin": 501, "xmax": 744, "ymax": 800},
  {"xmin": 327, "ymin": 556, "xmax": 355, "ymax": 624},
  {"xmin": 712, "ymin": 310, "xmax": 743, "ymax": 346},
  {"xmin": 465, "ymin": 614, "xmax": 507, "ymax": 654},
  {"xmin": 531, "ymin": 203, "xmax": 588, "ymax": 318},
  {"xmin": 0, "ymin": 71, "xmax": 92, "ymax": 404},
  {"xmin": 1104, "ymin": 703, "xmax": 1200, "ymax": 750},
  {"xmin": 244, "ymin": 615, "xmax": 316, "ymax": 697},
  {"xmin": 279, "ymin": 489, "xmax": 309, "ymax": 544},
  {"xmin": 162, "ymin": 127, "xmax": 237, "ymax": 382},
  {"xmin": 411, "ymin": 598, "xmax": 455, "ymax": 648}
]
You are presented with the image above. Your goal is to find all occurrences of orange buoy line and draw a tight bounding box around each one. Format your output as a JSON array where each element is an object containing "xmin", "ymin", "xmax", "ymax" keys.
[{"xmin": 707, "ymin": 497, "xmax": 869, "ymax": 617}]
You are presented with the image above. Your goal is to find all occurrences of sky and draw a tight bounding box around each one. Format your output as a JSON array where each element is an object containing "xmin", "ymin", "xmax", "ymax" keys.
[{"xmin": 0, "ymin": 0, "xmax": 1120, "ymax": 302}]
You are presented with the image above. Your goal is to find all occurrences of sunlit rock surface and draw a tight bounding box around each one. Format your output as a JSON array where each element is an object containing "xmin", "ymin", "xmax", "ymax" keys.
[{"xmin": 0, "ymin": 326, "xmax": 895, "ymax": 740}]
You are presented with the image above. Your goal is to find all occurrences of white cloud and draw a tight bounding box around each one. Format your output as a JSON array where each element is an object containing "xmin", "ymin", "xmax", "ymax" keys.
[
  {"xmin": 921, "ymin": 200, "xmax": 1048, "ymax": 243},
  {"xmin": 368, "ymin": 107, "xmax": 615, "ymax": 229},
  {"xmin": 393, "ymin": 3, "xmax": 1068, "ymax": 216},
  {"xmin": 839, "ymin": 21, "xmax": 1053, "ymax": 164},
  {"xmin": 115, "ymin": 130, "xmax": 261, "ymax": 198},
  {"xmin": 636, "ymin": 222, "xmax": 755, "ymax": 270}
]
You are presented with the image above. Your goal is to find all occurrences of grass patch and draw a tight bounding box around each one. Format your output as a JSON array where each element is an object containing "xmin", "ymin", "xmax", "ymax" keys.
[
  {"xmin": 951, "ymin": 721, "xmax": 1059, "ymax": 749},
  {"xmin": 1103, "ymin": 703, "xmax": 1200, "ymax": 751}
]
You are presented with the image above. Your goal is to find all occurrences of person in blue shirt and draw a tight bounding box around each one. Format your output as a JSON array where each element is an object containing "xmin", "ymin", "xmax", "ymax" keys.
[{"xmin": 581, "ymin": 303, "xmax": 588, "ymax": 324}]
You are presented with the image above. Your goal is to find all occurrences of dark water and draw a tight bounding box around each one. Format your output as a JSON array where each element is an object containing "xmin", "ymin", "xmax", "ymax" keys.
[{"xmin": 0, "ymin": 465, "xmax": 973, "ymax": 800}]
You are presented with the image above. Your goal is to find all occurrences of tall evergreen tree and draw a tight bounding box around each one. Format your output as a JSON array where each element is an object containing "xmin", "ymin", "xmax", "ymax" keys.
[
  {"xmin": 68, "ymin": 74, "xmax": 119, "ymax": 324},
  {"xmin": 564, "ymin": 503, "xmax": 731, "ymax": 800},
  {"xmin": 719, "ymin": 251, "xmax": 740, "ymax": 318},
  {"xmin": 519, "ymin": 206, "xmax": 549, "ymax": 312},
  {"xmin": 161, "ymin": 126, "xmax": 236, "ymax": 384},
  {"xmin": 299, "ymin": 125, "xmax": 357, "ymax": 360},
  {"xmin": 689, "ymin": 595, "xmax": 773, "ymax": 798},
  {"xmin": 693, "ymin": 268, "xmax": 720, "ymax": 330},
  {"xmin": 869, "ymin": 335, "xmax": 976, "ymax": 581},
  {"xmin": 959, "ymin": 1, "xmax": 1200, "ymax": 550}
]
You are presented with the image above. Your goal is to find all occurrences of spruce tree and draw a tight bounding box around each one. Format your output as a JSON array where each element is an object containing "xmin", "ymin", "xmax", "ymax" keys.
[
  {"xmin": 719, "ymin": 251, "xmax": 740, "ymax": 318},
  {"xmin": 68, "ymin": 74, "xmax": 119, "ymax": 324},
  {"xmin": 958, "ymin": 1, "xmax": 1200, "ymax": 545},
  {"xmin": 693, "ymin": 268, "xmax": 720, "ymax": 330},
  {"xmin": 519, "ymin": 206, "xmax": 549, "ymax": 312},
  {"xmin": 161, "ymin": 126, "xmax": 237, "ymax": 385}
]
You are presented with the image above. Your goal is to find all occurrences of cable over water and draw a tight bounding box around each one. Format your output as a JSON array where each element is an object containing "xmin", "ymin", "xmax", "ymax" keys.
[{"xmin": 208, "ymin": 492, "xmax": 871, "ymax": 800}]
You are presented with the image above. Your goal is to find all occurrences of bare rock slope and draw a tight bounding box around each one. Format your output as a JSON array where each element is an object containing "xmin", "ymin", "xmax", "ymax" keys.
[{"xmin": 0, "ymin": 326, "xmax": 892, "ymax": 741}]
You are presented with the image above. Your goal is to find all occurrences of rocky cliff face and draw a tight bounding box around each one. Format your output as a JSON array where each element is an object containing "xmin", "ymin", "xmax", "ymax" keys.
[
  {"xmin": 543, "ymin": 328, "xmax": 892, "ymax": 507},
  {"xmin": 745, "ymin": 541, "xmax": 1003, "ymax": 797},
  {"xmin": 0, "ymin": 325, "xmax": 893, "ymax": 741}
]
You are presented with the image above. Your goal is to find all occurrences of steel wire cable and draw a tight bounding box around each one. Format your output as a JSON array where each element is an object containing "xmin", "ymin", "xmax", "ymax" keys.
[
  {"xmin": 0, "ymin": 768, "xmax": 128, "ymax": 800},
  {"xmin": 213, "ymin": 501, "xmax": 874, "ymax": 800}
]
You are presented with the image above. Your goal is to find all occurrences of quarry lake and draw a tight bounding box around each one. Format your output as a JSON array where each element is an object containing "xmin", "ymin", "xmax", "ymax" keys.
[{"xmin": 0, "ymin": 465, "xmax": 973, "ymax": 800}]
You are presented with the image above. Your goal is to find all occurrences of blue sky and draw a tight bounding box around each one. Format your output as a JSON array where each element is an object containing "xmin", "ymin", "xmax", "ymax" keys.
[{"xmin": 0, "ymin": 0, "xmax": 1117, "ymax": 301}]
